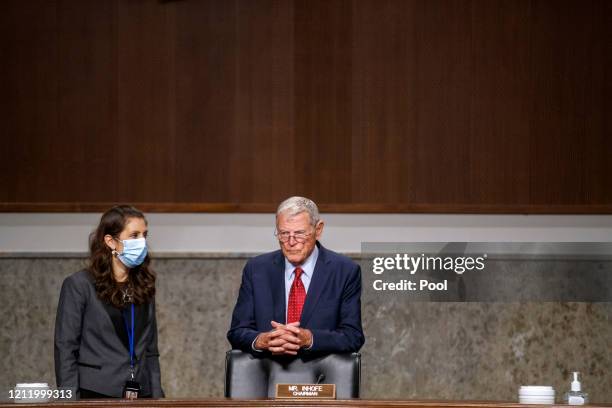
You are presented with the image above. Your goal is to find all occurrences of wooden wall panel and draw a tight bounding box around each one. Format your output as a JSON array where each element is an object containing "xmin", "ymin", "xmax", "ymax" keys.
[
  {"xmin": 529, "ymin": 0, "xmax": 602, "ymax": 206},
  {"xmin": 293, "ymin": 0, "xmax": 353, "ymax": 204},
  {"xmin": 412, "ymin": 0, "xmax": 473, "ymax": 205},
  {"xmin": 605, "ymin": 0, "xmax": 612, "ymax": 206},
  {"xmin": 56, "ymin": 1, "xmax": 118, "ymax": 203},
  {"xmin": 0, "ymin": 0, "xmax": 610, "ymax": 213},
  {"xmin": 0, "ymin": 1, "xmax": 59, "ymax": 202},
  {"xmin": 116, "ymin": 0, "xmax": 175, "ymax": 202},
  {"xmin": 173, "ymin": 0, "xmax": 236, "ymax": 203},
  {"xmin": 229, "ymin": 0, "xmax": 295, "ymax": 204},
  {"xmin": 469, "ymin": 0, "xmax": 531, "ymax": 205},
  {"xmin": 351, "ymin": 0, "xmax": 417, "ymax": 205}
]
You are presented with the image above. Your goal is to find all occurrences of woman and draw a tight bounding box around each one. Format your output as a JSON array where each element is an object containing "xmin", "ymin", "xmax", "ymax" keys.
[{"xmin": 54, "ymin": 205, "xmax": 164, "ymax": 399}]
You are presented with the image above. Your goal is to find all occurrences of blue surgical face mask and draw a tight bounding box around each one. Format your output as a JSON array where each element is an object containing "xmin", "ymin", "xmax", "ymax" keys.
[{"xmin": 116, "ymin": 238, "xmax": 148, "ymax": 268}]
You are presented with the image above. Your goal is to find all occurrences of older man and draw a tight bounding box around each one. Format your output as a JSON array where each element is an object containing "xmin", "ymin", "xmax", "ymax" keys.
[{"xmin": 227, "ymin": 196, "xmax": 364, "ymax": 355}]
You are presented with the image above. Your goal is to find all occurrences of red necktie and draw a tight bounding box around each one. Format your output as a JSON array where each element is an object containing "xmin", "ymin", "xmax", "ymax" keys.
[{"xmin": 287, "ymin": 267, "xmax": 306, "ymax": 323}]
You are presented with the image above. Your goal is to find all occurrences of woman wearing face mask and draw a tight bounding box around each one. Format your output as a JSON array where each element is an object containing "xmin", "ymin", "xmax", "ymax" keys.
[{"xmin": 54, "ymin": 205, "xmax": 163, "ymax": 399}]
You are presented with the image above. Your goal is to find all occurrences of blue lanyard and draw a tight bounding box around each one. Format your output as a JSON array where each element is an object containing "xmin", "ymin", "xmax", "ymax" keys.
[{"xmin": 123, "ymin": 303, "xmax": 135, "ymax": 370}]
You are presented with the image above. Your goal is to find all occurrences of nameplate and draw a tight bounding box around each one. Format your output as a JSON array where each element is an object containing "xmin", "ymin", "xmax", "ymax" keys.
[{"xmin": 275, "ymin": 383, "xmax": 336, "ymax": 399}]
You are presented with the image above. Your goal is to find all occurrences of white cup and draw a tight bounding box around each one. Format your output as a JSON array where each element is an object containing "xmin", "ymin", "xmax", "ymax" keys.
[
  {"xmin": 14, "ymin": 383, "xmax": 52, "ymax": 404},
  {"xmin": 518, "ymin": 385, "xmax": 555, "ymax": 404}
]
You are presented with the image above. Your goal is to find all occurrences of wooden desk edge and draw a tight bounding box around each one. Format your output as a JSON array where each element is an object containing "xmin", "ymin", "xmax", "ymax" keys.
[{"xmin": 2, "ymin": 399, "xmax": 611, "ymax": 408}]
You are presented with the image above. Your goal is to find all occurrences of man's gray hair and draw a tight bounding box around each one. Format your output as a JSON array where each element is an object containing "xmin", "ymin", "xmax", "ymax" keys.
[{"xmin": 276, "ymin": 196, "xmax": 320, "ymax": 226}]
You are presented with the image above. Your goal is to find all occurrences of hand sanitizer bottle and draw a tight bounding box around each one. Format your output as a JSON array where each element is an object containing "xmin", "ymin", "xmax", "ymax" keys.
[{"xmin": 565, "ymin": 371, "xmax": 588, "ymax": 405}]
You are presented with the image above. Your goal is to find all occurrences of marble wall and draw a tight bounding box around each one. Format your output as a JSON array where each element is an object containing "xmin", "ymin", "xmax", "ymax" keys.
[{"xmin": 0, "ymin": 256, "xmax": 610, "ymax": 402}]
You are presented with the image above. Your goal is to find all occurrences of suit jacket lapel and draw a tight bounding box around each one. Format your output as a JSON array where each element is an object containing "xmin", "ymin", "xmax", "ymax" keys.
[
  {"xmin": 134, "ymin": 303, "xmax": 148, "ymax": 349},
  {"xmin": 101, "ymin": 301, "xmax": 149, "ymax": 353},
  {"xmin": 101, "ymin": 302, "xmax": 130, "ymax": 351},
  {"xmin": 271, "ymin": 251, "xmax": 287, "ymax": 324},
  {"xmin": 300, "ymin": 243, "xmax": 332, "ymax": 327}
]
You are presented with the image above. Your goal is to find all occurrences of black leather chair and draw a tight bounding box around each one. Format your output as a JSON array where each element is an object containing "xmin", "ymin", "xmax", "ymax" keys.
[{"xmin": 224, "ymin": 350, "xmax": 361, "ymax": 398}]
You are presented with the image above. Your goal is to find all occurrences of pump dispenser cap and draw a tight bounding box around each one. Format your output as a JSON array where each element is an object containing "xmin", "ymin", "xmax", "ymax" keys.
[{"xmin": 571, "ymin": 372, "xmax": 581, "ymax": 392}]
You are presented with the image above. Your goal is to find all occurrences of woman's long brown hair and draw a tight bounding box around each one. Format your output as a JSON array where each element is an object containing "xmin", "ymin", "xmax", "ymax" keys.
[{"xmin": 88, "ymin": 205, "xmax": 156, "ymax": 307}]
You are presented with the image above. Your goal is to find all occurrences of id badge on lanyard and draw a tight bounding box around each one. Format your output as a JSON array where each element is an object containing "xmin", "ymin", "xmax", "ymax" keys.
[{"xmin": 122, "ymin": 303, "xmax": 140, "ymax": 399}]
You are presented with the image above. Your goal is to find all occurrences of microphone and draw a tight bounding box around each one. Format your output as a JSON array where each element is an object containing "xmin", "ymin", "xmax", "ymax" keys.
[{"xmin": 315, "ymin": 373, "xmax": 325, "ymax": 384}]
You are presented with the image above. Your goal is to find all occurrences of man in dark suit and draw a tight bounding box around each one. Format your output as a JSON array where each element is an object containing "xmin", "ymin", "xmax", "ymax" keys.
[{"xmin": 227, "ymin": 196, "xmax": 364, "ymax": 355}]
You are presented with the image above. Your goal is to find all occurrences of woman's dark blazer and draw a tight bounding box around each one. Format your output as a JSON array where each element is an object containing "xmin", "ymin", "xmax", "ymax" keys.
[{"xmin": 54, "ymin": 270, "xmax": 163, "ymax": 398}]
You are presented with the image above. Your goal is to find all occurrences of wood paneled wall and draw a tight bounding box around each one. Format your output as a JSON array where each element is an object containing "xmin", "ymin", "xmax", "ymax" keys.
[{"xmin": 0, "ymin": 0, "xmax": 610, "ymax": 213}]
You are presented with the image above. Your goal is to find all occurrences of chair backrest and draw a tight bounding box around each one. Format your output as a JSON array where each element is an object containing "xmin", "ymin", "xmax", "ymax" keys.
[{"xmin": 224, "ymin": 350, "xmax": 361, "ymax": 399}]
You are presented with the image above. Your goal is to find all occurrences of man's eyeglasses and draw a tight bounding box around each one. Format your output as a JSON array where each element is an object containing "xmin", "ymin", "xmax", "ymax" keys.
[{"xmin": 275, "ymin": 230, "xmax": 312, "ymax": 243}]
